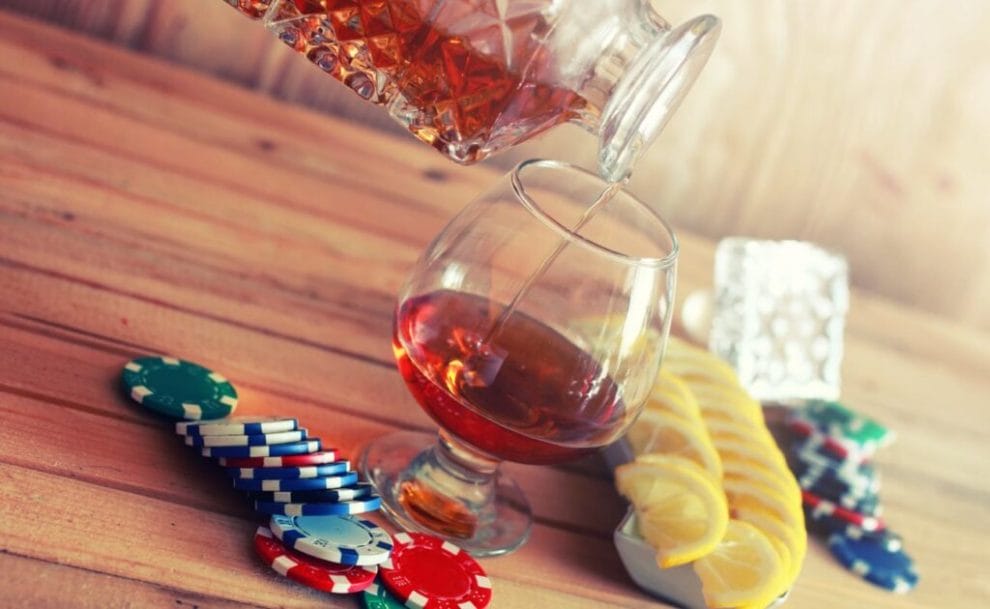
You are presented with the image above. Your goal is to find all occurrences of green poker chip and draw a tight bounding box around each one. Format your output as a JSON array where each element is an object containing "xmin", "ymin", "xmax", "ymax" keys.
[
  {"xmin": 802, "ymin": 400, "xmax": 894, "ymax": 449},
  {"xmin": 121, "ymin": 356, "xmax": 238, "ymax": 420},
  {"xmin": 362, "ymin": 582, "xmax": 406, "ymax": 609}
]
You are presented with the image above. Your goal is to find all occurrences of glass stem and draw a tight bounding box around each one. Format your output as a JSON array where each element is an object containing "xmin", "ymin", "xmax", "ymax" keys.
[{"xmin": 398, "ymin": 430, "xmax": 502, "ymax": 538}]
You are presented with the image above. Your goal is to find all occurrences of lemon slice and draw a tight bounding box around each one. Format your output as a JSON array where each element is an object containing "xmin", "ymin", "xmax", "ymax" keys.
[
  {"xmin": 713, "ymin": 436, "xmax": 790, "ymax": 472},
  {"xmin": 663, "ymin": 337, "xmax": 741, "ymax": 389},
  {"xmin": 704, "ymin": 417, "xmax": 775, "ymax": 445},
  {"xmin": 646, "ymin": 368, "xmax": 703, "ymax": 422},
  {"xmin": 721, "ymin": 458, "xmax": 801, "ymax": 505},
  {"xmin": 626, "ymin": 410, "xmax": 723, "ymax": 481},
  {"xmin": 721, "ymin": 478, "xmax": 803, "ymax": 532},
  {"xmin": 689, "ymin": 383, "xmax": 765, "ymax": 427},
  {"xmin": 616, "ymin": 458, "xmax": 729, "ymax": 568},
  {"xmin": 693, "ymin": 520, "xmax": 785, "ymax": 609},
  {"xmin": 734, "ymin": 505, "xmax": 807, "ymax": 592},
  {"xmin": 733, "ymin": 529, "xmax": 792, "ymax": 609}
]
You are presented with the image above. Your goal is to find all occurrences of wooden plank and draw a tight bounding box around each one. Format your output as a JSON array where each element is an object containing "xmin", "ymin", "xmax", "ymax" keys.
[
  {"xmin": 0, "ymin": 76, "xmax": 451, "ymax": 251},
  {"xmin": 0, "ymin": 551, "xmax": 264, "ymax": 609},
  {"xmin": 0, "ymin": 15, "xmax": 486, "ymax": 215},
  {"xmin": 0, "ymin": 465, "xmax": 340, "ymax": 609},
  {"xmin": 0, "ymin": 148, "xmax": 403, "ymax": 363}
]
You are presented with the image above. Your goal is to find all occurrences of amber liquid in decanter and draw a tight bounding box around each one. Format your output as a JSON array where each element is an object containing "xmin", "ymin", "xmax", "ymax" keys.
[{"xmin": 266, "ymin": 0, "xmax": 596, "ymax": 162}]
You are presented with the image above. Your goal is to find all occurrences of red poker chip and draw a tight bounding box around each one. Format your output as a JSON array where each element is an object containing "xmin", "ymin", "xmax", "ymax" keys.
[
  {"xmin": 380, "ymin": 532, "xmax": 492, "ymax": 609},
  {"xmin": 802, "ymin": 490, "xmax": 884, "ymax": 532},
  {"xmin": 219, "ymin": 449, "xmax": 338, "ymax": 468},
  {"xmin": 253, "ymin": 525, "xmax": 376, "ymax": 593}
]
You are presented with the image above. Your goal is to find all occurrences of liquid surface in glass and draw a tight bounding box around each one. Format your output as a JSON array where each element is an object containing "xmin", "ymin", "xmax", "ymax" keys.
[{"xmin": 394, "ymin": 289, "xmax": 625, "ymax": 464}]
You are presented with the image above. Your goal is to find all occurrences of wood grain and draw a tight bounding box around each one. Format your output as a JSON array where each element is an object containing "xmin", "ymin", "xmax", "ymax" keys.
[
  {"xmin": 1, "ymin": 0, "xmax": 988, "ymax": 330},
  {"xmin": 0, "ymin": 11, "xmax": 987, "ymax": 609}
]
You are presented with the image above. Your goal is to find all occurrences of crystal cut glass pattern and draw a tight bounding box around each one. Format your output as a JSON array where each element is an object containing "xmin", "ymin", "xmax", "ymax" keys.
[
  {"xmin": 709, "ymin": 238, "xmax": 849, "ymax": 403},
  {"xmin": 264, "ymin": 0, "xmax": 577, "ymax": 162},
  {"xmin": 225, "ymin": 0, "xmax": 274, "ymax": 18}
]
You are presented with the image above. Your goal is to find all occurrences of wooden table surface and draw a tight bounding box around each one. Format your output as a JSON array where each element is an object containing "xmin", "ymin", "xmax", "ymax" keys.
[{"xmin": 0, "ymin": 11, "xmax": 987, "ymax": 609}]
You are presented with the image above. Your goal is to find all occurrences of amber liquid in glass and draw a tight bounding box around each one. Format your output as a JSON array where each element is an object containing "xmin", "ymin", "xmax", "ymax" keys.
[{"xmin": 394, "ymin": 289, "xmax": 625, "ymax": 465}]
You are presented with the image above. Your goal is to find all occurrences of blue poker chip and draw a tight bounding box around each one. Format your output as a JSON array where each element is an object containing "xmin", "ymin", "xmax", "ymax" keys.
[
  {"xmin": 793, "ymin": 460, "xmax": 881, "ymax": 511},
  {"xmin": 233, "ymin": 471, "xmax": 358, "ymax": 492},
  {"xmin": 176, "ymin": 416, "xmax": 297, "ymax": 437},
  {"xmin": 270, "ymin": 514, "xmax": 393, "ymax": 566},
  {"xmin": 249, "ymin": 483, "xmax": 376, "ymax": 504},
  {"xmin": 842, "ymin": 526, "xmax": 903, "ymax": 553},
  {"xmin": 790, "ymin": 449, "xmax": 880, "ymax": 496},
  {"xmin": 837, "ymin": 492, "xmax": 881, "ymax": 517},
  {"xmin": 184, "ymin": 429, "xmax": 308, "ymax": 447},
  {"xmin": 791, "ymin": 436, "xmax": 877, "ymax": 480},
  {"xmin": 254, "ymin": 495, "xmax": 382, "ymax": 516},
  {"xmin": 803, "ymin": 503, "xmax": 853, "ymax": 535},
  {"xmin": 199, "ymin": 439, "xmax": 321, "ymax": 458},
  {"xmin": 828, "ymin": 530, "xmax": 918, "ymax": 592},
  {"xmin": 794, "ymin": 461, "xmax": 877, "ymax": 492},
  {"xmin": 226, "ymin": 460, "xmax": 350, "ymax": 480}
]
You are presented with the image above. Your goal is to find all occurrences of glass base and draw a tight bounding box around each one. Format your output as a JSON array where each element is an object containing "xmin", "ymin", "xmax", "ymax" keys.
[{"xmin": 359, "ymin": 430, "xmax": 532, "ymax": 557}]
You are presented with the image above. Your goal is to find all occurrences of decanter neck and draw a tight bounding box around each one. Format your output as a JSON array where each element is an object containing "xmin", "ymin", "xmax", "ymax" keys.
[{"xmin": 587, "ymin": 13, "xmax": 721, "ymax": 182}]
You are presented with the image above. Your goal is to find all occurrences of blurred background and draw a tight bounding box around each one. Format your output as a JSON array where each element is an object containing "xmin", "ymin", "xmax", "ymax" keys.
[{"xmin": 6, "ymin": 0, "xmax": 988, "ymax": 331}]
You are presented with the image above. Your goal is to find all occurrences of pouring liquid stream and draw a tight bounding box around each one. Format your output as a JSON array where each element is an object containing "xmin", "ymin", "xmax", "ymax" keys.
[{"xmin": 456, "ymin": 178, "xmax": 630, "ymax": 388}]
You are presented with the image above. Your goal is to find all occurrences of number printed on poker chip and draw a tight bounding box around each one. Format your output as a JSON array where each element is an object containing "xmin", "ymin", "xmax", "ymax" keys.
[{"xmin": 269, "ymin": 514, "xmax": 394, "ymax": 566}]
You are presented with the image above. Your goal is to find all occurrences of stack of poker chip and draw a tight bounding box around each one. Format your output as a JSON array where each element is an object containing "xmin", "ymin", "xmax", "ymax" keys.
[
  {"xmin": 122, "ymin": 355, "xmax": 384, "ymax": 520},
  {"xmin": 121, "ymin": 355, "xmax": 494, "ymax": 606},
  {"xmin": 176, "ymin": 416, "xmax": 383, "ymax": 518},
  {"xmin": 786, "ymin": 400, "xmax": 919, "ymax": 593}
]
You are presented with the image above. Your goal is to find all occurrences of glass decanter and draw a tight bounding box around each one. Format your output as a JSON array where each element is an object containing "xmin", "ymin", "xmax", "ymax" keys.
[{"xmin": 221, "ymin": 0, "xmax": 720, "ymax": 181}]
